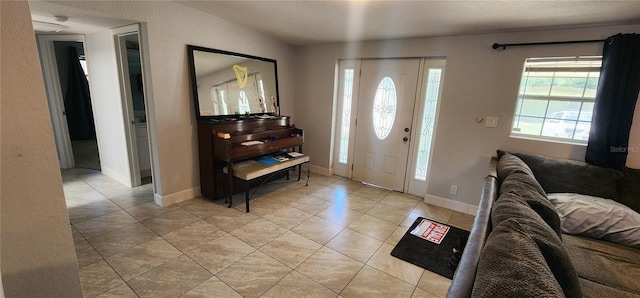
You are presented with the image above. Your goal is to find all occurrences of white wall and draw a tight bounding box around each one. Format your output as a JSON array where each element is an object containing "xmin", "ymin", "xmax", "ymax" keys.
[
  {"xmin": 52, "ymin": 1, "xmax": 295, "ymax": 205},
  {"xmin": 0, "ymin": 1, "xmax": 82, "ymax": 296},
  {"xmin": 294, "ymin": 23, "xmax": 640, "ymax": 206},
  {"xmin": 85, "ymin": 30, "xmax": 133, "ymax": 186}
]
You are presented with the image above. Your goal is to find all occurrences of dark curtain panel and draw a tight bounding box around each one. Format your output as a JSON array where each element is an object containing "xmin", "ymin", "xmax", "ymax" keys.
[
  {"xmin": 586, "ymin": 33, "xmax": 640, "ymax": 170},
  {"xmin": 64, "ymin": 46, "xmax": 96, "ymax": 140}
]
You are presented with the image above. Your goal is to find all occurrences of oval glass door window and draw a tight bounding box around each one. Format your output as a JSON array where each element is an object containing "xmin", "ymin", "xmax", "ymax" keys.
[{"xmin": 372, "ymin": 77, "xmax": 397, "ymax": 139}]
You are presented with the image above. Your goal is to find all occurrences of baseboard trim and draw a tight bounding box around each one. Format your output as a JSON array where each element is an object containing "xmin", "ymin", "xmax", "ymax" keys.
[
  {"xmin": 423, "ymin": 194, "xmax": 478, "ymax": 216},
  {"xmin": 310, "ymin": 164, "xmax": 332, "ymax": 176},
  {"xmin": 155, "ymin": 186, "xmax": 201, "ymax": 207}
]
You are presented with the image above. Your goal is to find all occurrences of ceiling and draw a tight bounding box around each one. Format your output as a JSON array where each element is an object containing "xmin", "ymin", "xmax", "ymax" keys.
[
  {"xmin": 30, "ymin": 1, "xmax": 640, "ymax": 45},
  {"xmin": 177, "ymin": 1, "xmax": 640, "ymax": 45}
]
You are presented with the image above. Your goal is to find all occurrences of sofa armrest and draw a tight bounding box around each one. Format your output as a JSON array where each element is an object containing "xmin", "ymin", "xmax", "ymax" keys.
[{"xmin": 447, "ymin": 166, "xmax": 498, "ymax": 298}]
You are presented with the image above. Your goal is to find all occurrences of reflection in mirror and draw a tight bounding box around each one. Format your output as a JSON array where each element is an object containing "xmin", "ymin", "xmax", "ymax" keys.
[{"xmin": 188, "ymin": 45, "xmax": 279, "ymax": 119}]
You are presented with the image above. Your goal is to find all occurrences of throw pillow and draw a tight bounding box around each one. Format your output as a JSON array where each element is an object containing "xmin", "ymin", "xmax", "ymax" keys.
[{"xmin": 548, "ymin": 193, "xmax": 640, "ymax": 249}]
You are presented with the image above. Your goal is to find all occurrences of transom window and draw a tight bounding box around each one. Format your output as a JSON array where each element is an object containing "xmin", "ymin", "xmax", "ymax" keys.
[{"xmin": 511, "ymin": 56, "xmax": 602, "ymax": 144}]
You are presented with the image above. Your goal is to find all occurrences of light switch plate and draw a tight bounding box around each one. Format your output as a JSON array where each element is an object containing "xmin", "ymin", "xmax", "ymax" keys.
[{"xmin": 486, "ymin": 117, "xmax": 499, "ymax": 128}]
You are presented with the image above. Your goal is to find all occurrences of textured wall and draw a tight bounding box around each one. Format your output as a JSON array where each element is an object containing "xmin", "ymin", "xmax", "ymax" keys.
[
  {"xmin": 0, "ymin": 1, "xmax": 82, "ymax": 296},
  {"xmin": 293, "ymin": 23, "xmax": 640, "ymax": 206}
]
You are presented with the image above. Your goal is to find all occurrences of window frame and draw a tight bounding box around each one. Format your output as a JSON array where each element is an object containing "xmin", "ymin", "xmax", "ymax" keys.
[{"xmin": 510, "ymin": 56, "xmax": 602, "ymax": 145}]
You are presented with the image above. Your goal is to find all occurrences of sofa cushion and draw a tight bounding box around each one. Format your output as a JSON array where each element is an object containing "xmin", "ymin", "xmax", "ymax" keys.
[
  {"xmin": 472, "ymin": 218, "xmax": 581, "ymax": 298},
  {"xmin": 496, "ymin": 152, "xmax": 562, "ymax": 236},
  {"xmin": 548, "ymin": 193, "xmax": 640, "ymax": 249},
  {"xmin": 618, "ymin": 166, "xmax": 640, "ymax": 213},
  {"xmin": 500, "ymin": 150, "xmax": 624, "ymax": 200}
]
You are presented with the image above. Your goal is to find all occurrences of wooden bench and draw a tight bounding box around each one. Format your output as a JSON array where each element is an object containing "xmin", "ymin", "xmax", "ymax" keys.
[{"xmin": 224, "ymin": 155, "xmax": 310, "ymax": 212}]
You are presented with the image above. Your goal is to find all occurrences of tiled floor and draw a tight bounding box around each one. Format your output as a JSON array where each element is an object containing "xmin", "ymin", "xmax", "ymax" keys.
[{"xmin": 63, "ymin": 168, "xmax": 475, "ymax": 298}]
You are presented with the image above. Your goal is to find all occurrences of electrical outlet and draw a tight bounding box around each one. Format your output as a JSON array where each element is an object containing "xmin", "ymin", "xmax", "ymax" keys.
[{"xmin": 450, "ymin": 185, "xmax": 458, "ymax": 195}]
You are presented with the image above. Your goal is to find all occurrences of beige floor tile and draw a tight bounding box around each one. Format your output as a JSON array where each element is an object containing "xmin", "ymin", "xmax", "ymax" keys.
[
  {"xmin": 335, "ymin": 194, "xmax": 378, "ymax": 213},
  {"xmin": 316, "ymin": 204, "xmax": 364, "ymax": 226},
  {"xmin": 78, "ymin": 260, "xmax": 125, "ymax": 298},
  {"xmin": 366, "ymin": 203, "xmax": 411, "ymax": 225},
  {"xmin": 326, "ymin": 228, "xmax": 383, "ymax": 263},
  {"xmin": 229, "ymin": 218, "xmax": 288, "ymax": 248},
  {"xmin": 67, "ymin": 199, "xmax": 122, "ymax": 224},
  {"xmin": 402, "ymin": 213, "xmax": 424, "ymax": 228},
  {"xmin": 262, "ymin": 271, "xmax": 337, "ymax": 298},
  {"xmin": 386, "ymin": 226, "xmax": 409, "ymax": 246},
  {"xmin": 108, "ymin": 189, "xmax": 155, "ymax": 209},
  {"xmin": 447, "ymin": 211, "xmax": 475, "ymax": 231},
  {"xmin": 105, "ymin": 237, "xmax": 182, "ymax": 281},
  {"xmin": 178, "ymin": 197, "xmax": 229, "ymax": 219},
  {"xmin": 266, "ymin": 188, "xmax": 307, "ymax": 205},
  {"xmin": 348, "ymin": 214, "xmax": 398, "ymax": 241},
  {"xmin": 95, "ymin": 283, "xmax": 138, "ymax": 298},
  {"xmin": 352, "ymin": 185, "xmax": 392, "ymax": 202},
  {"xmin": 306, "ymin": 174, "xmax": 335, "ymax": 186},
  {"xmin": 242, "ymin": 196, "xmax": 289, "ymax": 217},
  {"xmin": 366, "ymin": 243, "xmax": 424, "ymax": 286},
  {"xmin": 74, "ymin": 240, "xmax": 104, "ymax": 268},
  {"xmin": 292, "ymin": 216, "xmax": 345, "ymax": 245},
  {"xmin": 341, "ymin": 265, "xmax": 416, "ymax": 298},
  {"xmin": 186, "ymin": 234, "xmax": 255, "ymax": 274},
  {"xmin": 263, "ymin": 205, "xmax": 313, "ymax": 229},
  {"xmin": 73, "ymin": 210, "xmax": 139, "ymax": 239},
  {"xmin": 290, "ymin": 181, "xmax": 324, "ymax": 195},
  {"xmin": 161, "ymin": 220, "xmax": 227, "ymax": 252},
  {"xmin": 289, "ymin": 195, "xmax": 334, "ymax": 214},
  {"xmin": 380, "ymin": 192, "xmax": 421, "ymax": 211},
  {"xmin": 124, "ymin": 202, "xmax": 180, "ymax": 221},
  {"xmin": 296, "ymin": 247, "xmax": 364, "ymax": 293},
  {"xmin": 87, "ymin": 222, "xmax": 159, "ymax": 257},
  {"xmin": 309, "ymin": 186, "xmax": 349, "ymax": 203},
  {"xmin": 141, "ymin": 208, "xmax": 200, "ymax": 235},
  {"xmin": 411, "ymin": 287, "xmax": 440, "ymax": 298},
  {"xmin": 410, "ymin": 203, "xmax": 453, "ymax": 224},
  {"xmin": 70, "ymin": 225, "xmax": 86, "ymax": 243},
  {"xmin": 416, "ymin": 270, "xmax": 452, "ymax": 297},
  {"xmin": 217, "ymin": 250, "xmax": 292, "ymax": 297},
  {"xmin": 259, "ymin": 231, "xmax": 322, "ymax": 268},
  {"xmin": 326, "ymin": 179, "xmax": 364, "ymax": 194},
  {"xmin": 181, "ymin": 276, "xmax": 243, "ymax": 298},
  {"xmin": 203, "ymin": 207, "xmax": 259, "ymax": 232},
  {"xmin": 127, "ymin": 255, "xmax": 212, "ymax": 297}
]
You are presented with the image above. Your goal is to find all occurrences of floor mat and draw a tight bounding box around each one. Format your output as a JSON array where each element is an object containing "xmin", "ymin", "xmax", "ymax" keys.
[{"xmin": 390, "ymin": 217, "xmax": 470, "ymax": 279}]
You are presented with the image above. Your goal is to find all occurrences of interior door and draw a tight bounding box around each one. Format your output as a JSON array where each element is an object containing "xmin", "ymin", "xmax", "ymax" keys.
[{"xmin": 352, "ymin": 58, "xmax": 421, "ymax": 191}]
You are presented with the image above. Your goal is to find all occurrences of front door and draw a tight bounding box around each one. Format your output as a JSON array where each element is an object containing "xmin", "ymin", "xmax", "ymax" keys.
[{"xmin": 352, "ymin": 58, "xmax": 421, "ymax": 191}]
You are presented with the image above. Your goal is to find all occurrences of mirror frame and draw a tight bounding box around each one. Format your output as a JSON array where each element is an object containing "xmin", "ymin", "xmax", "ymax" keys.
[{"xmin": 187, "ymin": 44, "xmax": 280, "ymax": 120}]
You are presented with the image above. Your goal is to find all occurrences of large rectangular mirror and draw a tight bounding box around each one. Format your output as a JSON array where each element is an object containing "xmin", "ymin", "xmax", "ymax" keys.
[{"xmin": 187, "ymin": 45, "xmax": 279, "ymax": 119}]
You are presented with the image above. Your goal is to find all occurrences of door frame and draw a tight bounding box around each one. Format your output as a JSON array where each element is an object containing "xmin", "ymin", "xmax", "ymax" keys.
[
  {"xmin": 113, "ymin": 24, "xmax": 147, "ymax": 187},
  {"xmin": 37, "ymin": 34, "xmax": 87, "ymax": 169},
  {"xmin": 332, "ymin": 57, "xmax": 446, "ymax": 196}
]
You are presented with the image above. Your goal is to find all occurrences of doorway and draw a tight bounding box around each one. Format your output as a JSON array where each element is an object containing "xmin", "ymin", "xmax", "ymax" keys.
[
  {"xmin": 114, "ymin": 25, "xmax": 152, "ymax": 186},
  {"xmin": 352, "ymin": 58, "xmax": 421, "ymax": 191},
  {"xmin": 333, "ymin": 58, "xmax": 446, "ymax": 196},
  {"xmin": 38, "ymin": 35, "xmax": 100, "ymax": 170}
]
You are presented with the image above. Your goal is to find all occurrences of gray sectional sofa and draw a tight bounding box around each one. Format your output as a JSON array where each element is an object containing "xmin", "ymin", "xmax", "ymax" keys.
[{"xmin": 447, "ymin": 151, "xmax": 640, "ymax": 298}]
